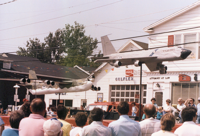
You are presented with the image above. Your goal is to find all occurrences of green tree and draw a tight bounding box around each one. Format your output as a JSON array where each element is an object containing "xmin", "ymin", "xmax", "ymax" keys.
[
  {"xmin": 58, "ymin": 22, "xmax": 98, "ymax": 67},
  {"xmin": 17, "ymin": 29, "xmax": 65, "ymax": 63},
  {"xmin": 17, "ymin": 22, "xmax": 99, "ymax": 67}
]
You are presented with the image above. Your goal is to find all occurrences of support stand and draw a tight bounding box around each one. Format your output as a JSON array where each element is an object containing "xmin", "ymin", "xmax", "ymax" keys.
[{"xmin": 139, "ymin": 63, "xmax": 142, "ymax": 121}]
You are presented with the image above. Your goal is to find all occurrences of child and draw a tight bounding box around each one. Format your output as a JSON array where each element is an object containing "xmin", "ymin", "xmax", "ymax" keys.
[
  {"xmin": 156, "ymin": 106, "xmax": 163, "ymax": 120},
  {"xmin": 131, "ymin": 102, "xmax": 138, "ymax": 117}
]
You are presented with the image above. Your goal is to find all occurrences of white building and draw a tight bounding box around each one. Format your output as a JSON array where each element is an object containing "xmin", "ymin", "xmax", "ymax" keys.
[
  {"xmin": 144, "ymin": 0, "xmax": 200, "ymax": 106},
  {"xmin": 44, "ymin": 40, "xmax": 150, "ymax": 108},
  {"xmin": 44, "ymin": 1, "xmax": 200, "ymax": 108}
]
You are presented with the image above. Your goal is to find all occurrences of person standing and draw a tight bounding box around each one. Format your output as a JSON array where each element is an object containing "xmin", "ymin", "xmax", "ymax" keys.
[
  {"xmin": 57, "ymin": 104, "xmax": 71, "ymax": 136},
  {"xmin": 184, "ymin": 98, "xmax": 196, "ymax": 107},
  {"xmin": 81, "ymin": 108, "xmax": 111, "ymax": 136},
  {"xmin": 174, "ymin": 106, "xmax": 200, "ymax": 136},
  {"xmin": 142, "ymin": 98, "xmax": 158, "ymax": 120},
  {"xmin": 108, "ymin": 101, "xmax": 141, "ymax": 136},
  {"xmin": 139, "ymin": 104, "xmax": 161, "ymax": 136},
  {"xmin": 163, "ymin": 99, "xmax": 177, "ymax": 115},
  {"xmin": 19, "ymin": 98, "xmax": 46, "ymax": 136},
  {"xmin": 2, "ymin": 110, "xmax": 24, "ymax": 136},
  {"xmin": 177, "ymin": 98, "xmax": 186, "ymax": 123},
  {"xmin": 70, "ymin": 112, "xmax": 87, "ymax": 136},
  {"xmin": 196, "ymin": 97, "xmax": 200, "ymax": 124},
  {"xmin": 131, "ymin": 102, "xmax": 139, "ymax": 117}
]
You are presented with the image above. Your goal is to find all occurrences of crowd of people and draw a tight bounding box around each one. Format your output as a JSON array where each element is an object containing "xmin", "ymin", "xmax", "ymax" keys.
[{"xmin": 0, "ymin": 97, "xmax": 199, "ymax": 136}]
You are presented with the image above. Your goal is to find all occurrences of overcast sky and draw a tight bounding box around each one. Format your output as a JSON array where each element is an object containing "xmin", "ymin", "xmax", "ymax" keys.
[{"xmin": 0, "ymin": 0, "xmax": 198, "ymax": 54}]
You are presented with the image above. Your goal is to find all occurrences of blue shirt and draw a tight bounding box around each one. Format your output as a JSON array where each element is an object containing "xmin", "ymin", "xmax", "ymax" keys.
[
  {"xmin": 197, "ymin": 103, "xmax": 200, "ymax": 116},
  {"xmin": 2, "ymin": 128, "xmax": 19, "ymax": 136},
  {"xmin": 108, "ymin": 115, "xmax": 141, "ymax": 136},
  {"xmin": 0, "ymin": 117, "xmax": 4, "ymax": 126},
  {"xmin": 156, "ymin": 111, "xmax": 163, "ymax": 120}
]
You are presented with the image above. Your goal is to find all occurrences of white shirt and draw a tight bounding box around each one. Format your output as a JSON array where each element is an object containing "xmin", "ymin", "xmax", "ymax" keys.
[
  {"xmin": 164, "ymin": 105, "xmax": 177, "ymax": 115},
  {"xmin": 177, "ymin": 104, "xmax": 186, "ymax": 111},
  {"xmin": 132, "ymin": 106, "xmax": 137, "ymax": 113},
  {"xmin": 81, "ymin": 121, "xmax": 111, "ymax": 136},
  {"xmin": 151, "ymin": 130, "xmax": 177, "ymax": 136},
  {"xmin": 108, "ymin": 115, "xmax": 141, "ymax": 136},
  {"xmin": 174, "ymin": 121, "xmax": 200, "ymax": 136},
  {"xmin": 139, "ymin": 117, "xmax": 161, "ymax": 136},
  {"xmin": 70, "ymin": 127, "xmax": 82, "ymax": 136}
]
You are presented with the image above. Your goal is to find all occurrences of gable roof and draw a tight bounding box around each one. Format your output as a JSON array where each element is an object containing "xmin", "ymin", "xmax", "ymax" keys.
[
  {"xmin": 0, "ymin": 53, "xmax": 89, "ymax": 80},
  {"xmin": 118, "ymin": 39, "xmax": 148, "ymax": 53},
  {"xmin": 143, "ymin": 1, "xmax": 200, "ymax": 32}
]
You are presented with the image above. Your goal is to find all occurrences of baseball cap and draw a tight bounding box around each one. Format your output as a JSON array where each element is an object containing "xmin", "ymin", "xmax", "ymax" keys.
[
  {"xmin": 198, "ymin": 97, "xmax": 200, "ymax": 101},
  {"xmin": 43, "ymin": 118, "xmax": 62, "ymax": 136}
]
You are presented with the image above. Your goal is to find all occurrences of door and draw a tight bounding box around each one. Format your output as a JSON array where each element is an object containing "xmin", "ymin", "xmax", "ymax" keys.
[{"xmin": 155, "ymin": 92, "xmax": 163, "ymax": 106}]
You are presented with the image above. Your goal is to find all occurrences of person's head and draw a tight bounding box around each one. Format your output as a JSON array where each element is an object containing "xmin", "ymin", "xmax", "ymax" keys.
[
  {"xmin": 57, "ymin": 104, "xmax": 68, "ymax": 120},
  {"xmin": 198, "ymin": 97, "xmax": 200, "ymax": 103},
  {"xmin": 166, "ymin": 99, "xmax": 171, "ymax": 105},
  {"xmin": 177, "ymin": 98, "xmax": 183, "ymax": 105},
  {"xmin": 9, "ymin": 110, "xmax": 25, "ymax": 129},
  {"xmin": 80, "ymin": 105, "xmax": 84, "ymax": 110},
  {"xmin": 151, "ymin": 98, "xmax": 156, "ymax": 104},
  {"xmin": 158, "ymin": 106, "xmax": 162, "ymax": 112},
  {"xmin": 161, "ymin": 113, "xmax": 175, "ymax": 131},
  {"xmin": 143, "ymin": 104, "xmax": 156, "ymax": 118},
  {"xmin": 87, "ymin": 115, "xmax": 93, "ymax": 124},
  {"xmin": 0, "ymin": 108, "xmax": 4, "ymax": 114},
  {"xmin": 43, "ymin": 119, "xmax": 62, "ymax": 136},
  {"xmin": 190, "ymin": 98, "xmax": 195, "ymax": 104},
  {"xmin": 20, "ymin": 101, "xmax": 31, "ymax": 117},
  {"xmin": 90, "ymin": 108, "xmax": 103, "ymax": 121},
  {"xmin": 132, "ymin": 102, "xmax": 136, "ymax": 106},
  {"xmin": 30, "ymin": 98, "xmax": 46, "ymax": 116},
  {"xmin": 117, "ymin": 101, "xmax": 129, "ymax": 115},
  {"xmin": 75, "ymin": 112, "xmax": 87, "ymax": 127},
  {"xmin": 182, "ymin": 106, "xmax": 197, "ymax": 122}
]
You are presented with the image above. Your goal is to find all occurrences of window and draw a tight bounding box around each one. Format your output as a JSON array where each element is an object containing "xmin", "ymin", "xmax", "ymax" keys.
[
  {"xmin": 184, "ymin": 34, "xmax": 196, "ymax": 59},
  {"xmin": 110, "ymin": 85, "xmax": 147, "ymax": 104},
  {"xmin": 50, "ymin": 99, "xmax": 73, "ymax": 107},
  {"xmin": 174, "ymin": 34, "xmax": 198, "ymax": 59},
  {"xmin": 172, "ymin": 83, "xmax": 200, "ymax": 105}
]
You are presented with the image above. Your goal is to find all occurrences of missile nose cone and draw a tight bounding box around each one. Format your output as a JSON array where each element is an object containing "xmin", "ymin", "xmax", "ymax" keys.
[{"xmin": 181, "ymin": 49, "xmax": 191, "ymax": 59}]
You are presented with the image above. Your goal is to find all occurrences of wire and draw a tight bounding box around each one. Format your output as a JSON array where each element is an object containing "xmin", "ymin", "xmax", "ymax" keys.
[
  {"xmin": 95, "ymin": 25, "xmax": 143, "ymax": 32},
  {"xmin": 0, "ymin": 0, "xmax": 101, "ymax": 25},
  {"xmin": 0, "ymin": 0, "xmax": 123, "ymax": 32},
  {"xmin": 0, "ymin": 41, "xmax": 199, "ymax": 55},
  {"xmin": 0, "ymin": 0, "xmax": 16, "ymax": 6},
  {"xmin": 86, "ymin": 7, "xmax": 183, "ymax": 27}
]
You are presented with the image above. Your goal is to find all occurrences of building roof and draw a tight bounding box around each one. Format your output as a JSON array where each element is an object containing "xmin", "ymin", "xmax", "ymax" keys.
[
  {"xmin": 143, "ymin": 1, "xmax": 200, "ymax": 32},
  {"xmin": 74, "ymin": 65, "xmax": 96, "ymax": 75},
  {"xmin": 0, "ymin": 54, "xmax": 89, "ymax": 80}
]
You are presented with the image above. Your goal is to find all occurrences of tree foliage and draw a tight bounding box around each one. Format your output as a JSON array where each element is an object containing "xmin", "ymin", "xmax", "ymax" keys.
[
  {"xmin": 17, "ymin": 29, "xmax": 65, "ymax": 63},
  {"xmin": 59, "ymin": 22, "xmax": 98, "ymax": 67},
  {"xmin": 17, "ymin": 22, "xmax": 99, "ymax": 67}
]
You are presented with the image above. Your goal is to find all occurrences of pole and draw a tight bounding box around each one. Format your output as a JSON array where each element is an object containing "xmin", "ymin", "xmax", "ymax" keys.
[
  {"xmin": 139, "ymin": 63, "xmax": 142, "ymax": 121},
  {"xmin": 35, "ymin": 79, "xmax": 37, "ymax": 98},
  {"xmin": 58, "ymin": 93, "xmax": 60, "ymax": 105}
]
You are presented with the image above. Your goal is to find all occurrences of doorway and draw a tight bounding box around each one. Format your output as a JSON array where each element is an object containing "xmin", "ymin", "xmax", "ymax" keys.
[{"xmin": 155, "ymin": 92, "xmax": 163, "ymax": 106}]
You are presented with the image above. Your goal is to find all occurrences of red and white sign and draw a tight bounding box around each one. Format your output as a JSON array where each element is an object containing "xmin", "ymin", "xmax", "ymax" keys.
[{"xmin": 126, "ymin": 69, "xmax": 134, "ymax": 77}]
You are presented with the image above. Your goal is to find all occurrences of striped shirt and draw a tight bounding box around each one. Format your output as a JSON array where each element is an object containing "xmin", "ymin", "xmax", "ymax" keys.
[{"xmin": 139, "ymin": 117, "xmax": 161, "ymax": 136}]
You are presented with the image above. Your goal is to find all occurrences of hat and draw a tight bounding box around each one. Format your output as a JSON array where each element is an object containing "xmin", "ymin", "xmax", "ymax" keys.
[
  {"xmin": 43, "ymin": 118, "xmax": 62, "ymax": 136},
  {"xmin": 198, "ymin": 97, "xmax": 200, "ymax": 101}
]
